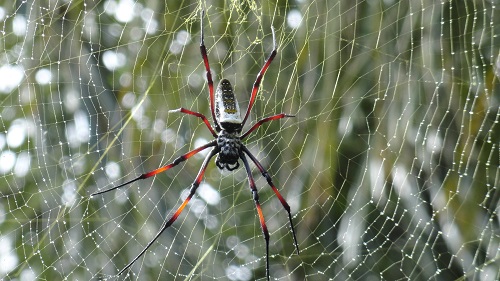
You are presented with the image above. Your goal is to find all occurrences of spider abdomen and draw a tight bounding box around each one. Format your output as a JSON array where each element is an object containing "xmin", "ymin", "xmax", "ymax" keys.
[
  {"xmin": 216, "ymin": 130, "xmax": 241, "ymax": 171},
  {"xmin": 215, "ymin": 79, "xmax": 242, "ymax": 131}
]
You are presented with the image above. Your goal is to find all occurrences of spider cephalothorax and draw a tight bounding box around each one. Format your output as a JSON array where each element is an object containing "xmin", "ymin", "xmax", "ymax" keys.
[
  {"xmin": 216, "ymin": 129, "xmax": 241, "ymax": 171},
  {"xmin": 92, "ymin": 10, "xmax": 299, "ymax": 281}
]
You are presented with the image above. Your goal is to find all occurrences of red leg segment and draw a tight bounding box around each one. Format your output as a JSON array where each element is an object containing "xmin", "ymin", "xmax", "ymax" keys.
[
  {"xmin": 239, "ymin": 153, "xmax": 270, "ymax": 281},
  {"xmin": 242, "ymin": 146, "xmax": 300, "ymax": 255},
  {"xmin": 91, "ymin": 140, "xmax": 216, "ymax": 196},
  {"xmin": 200, "ymin": 10, "xmax": 219, "ymax": 131},
  {"xmin": 169, "ymin": 108, "xmax": 217, "ymax": 137},
  {"xmin": 240, "ymin": 113, "xmax": 294, "ymax": 140},
  {"xmin": 241, "ymin": 26, "xmax": 277, "ymax": 127},
  {"xmin": 117, "ymin": 147, "xmax": 218, "ymax": 276}
]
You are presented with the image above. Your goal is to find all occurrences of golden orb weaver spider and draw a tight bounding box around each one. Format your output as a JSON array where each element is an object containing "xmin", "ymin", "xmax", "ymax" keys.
[{"xmin": 92, "ymin": 10, "xmax": 299, "ymax": 281}]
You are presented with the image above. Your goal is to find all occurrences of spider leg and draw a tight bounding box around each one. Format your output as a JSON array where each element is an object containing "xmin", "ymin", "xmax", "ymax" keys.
[
  {"xmin": 240, "ymin": 113, "xmax": 294, "ymax": 140},
  {"xmin": 169, "ymin": 108, "xmax": 217, "ymax": 137},
  {"xmin": 242, "ymin": 146, "xmax": 300, "ymax": 255},
  {"xmin": 117, "ymin": 147, "xmax": 218, "ymax": 275},
  {"xmin": 200, "ymin": 10, "xmax": 219, "ymax": 131},
  {"xmin": 239, "ymin": 152, "xmax": 270, "ymax": 281},
  {"xmin": 241, "ymin": 26, "xmax": 277, "ymax": 127},
  {"xmin": 91, "ymin": 140, "xmax": 216, "ymax": 196}
]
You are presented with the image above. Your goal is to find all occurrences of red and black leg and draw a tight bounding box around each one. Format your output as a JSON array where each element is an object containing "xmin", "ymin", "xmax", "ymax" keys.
[
  {"xmin": 199, "ymin": 10, "xmax": 219, "ymax": 131},
  {"xmin": 91, "ymin": 140, "xmax": 216, "ymax": 196},
  {"xmin": 242, "ymin": 146, "xmax": 300, "ymax": 255},
  {"xmin": 117, "ymin": 147, "xmax": 218, "ymax": 275},
  {"xmin": 169, "ymin": 108, "xmax": 217, "ymax": 137},
  {"xmin": 240, "ymin": 113, "xmax": 294, "ymax": 140},
  {"xmin": 241, "ymin": 26, "xmax": 277, "ymax": 127},
  {"xmin": 239, "ymin": 152, "xmax": 271, "ymax": 281}
]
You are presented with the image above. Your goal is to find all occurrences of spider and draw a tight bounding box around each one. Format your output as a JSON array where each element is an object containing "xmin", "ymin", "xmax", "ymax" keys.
[{"xmin": 91, "ymin": 11, "xmax": 299, "ymax": 281}]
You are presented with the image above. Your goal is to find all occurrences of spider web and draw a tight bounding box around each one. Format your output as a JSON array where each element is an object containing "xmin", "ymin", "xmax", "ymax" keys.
[{"xmin": 1, "ymin": 0, "xmax": 499, "ymax": 280}]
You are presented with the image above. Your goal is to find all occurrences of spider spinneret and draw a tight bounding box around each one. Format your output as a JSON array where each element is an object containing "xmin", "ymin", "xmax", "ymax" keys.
[{"xmin": 91, "ymin": 10, "xmax": 299, "ymax": 281}]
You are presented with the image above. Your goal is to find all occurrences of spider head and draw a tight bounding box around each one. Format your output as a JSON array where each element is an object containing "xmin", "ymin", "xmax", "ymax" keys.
[{"xmin": 215, "ymin": 79, "xmax": 242, "ymax": 133}]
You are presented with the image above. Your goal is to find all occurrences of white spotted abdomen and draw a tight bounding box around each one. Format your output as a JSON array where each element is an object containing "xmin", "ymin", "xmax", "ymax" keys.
[{"xmin": 215, "ymin": 79, "xmax": 242, "ymax": 129}]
